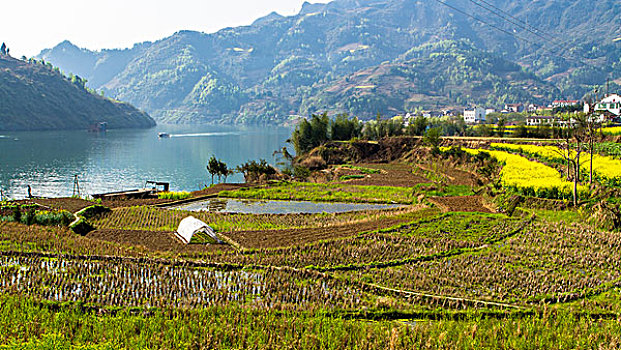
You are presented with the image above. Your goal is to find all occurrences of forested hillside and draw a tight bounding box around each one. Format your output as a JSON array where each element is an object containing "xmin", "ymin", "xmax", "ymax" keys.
[
  {"xmin": 38, "ymin": 0, "xmax": 621, "ymax": 124},
  {"xmin": 0, "ymin": 55, "xmax": 155, "ymax": 131}
]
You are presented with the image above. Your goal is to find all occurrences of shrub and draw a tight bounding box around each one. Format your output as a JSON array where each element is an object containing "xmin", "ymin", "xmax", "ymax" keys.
[
  {"xmin": 75, "ymin": 205, "xmax": 112, "ymax": 219},
  {"xmin": 69, "ymin": 217, "xmax": 94, "ymax": 235},
  {"xmin": 157, "ymin": 192, "xmax": 192, "ymax": 200},
  {"xmin": 33, "ymin": 210, "xmax": 73, "ymax": 226},
  {"xmin": 293, "ymin": 165, "xmax": 311, "ymax": 181},
  {"xmin": 237, "ymin": 159, "xmax": 278, "ymax": 183}
]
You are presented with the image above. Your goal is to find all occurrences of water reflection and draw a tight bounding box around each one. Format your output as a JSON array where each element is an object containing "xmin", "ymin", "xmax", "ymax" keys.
[
  {"xmin": 174, "ymin": 198, "xmax": 404, "ymax": 214},
  {"xmin": 0, "ymin": 125, "xmax": 292, "ymax": 199}
]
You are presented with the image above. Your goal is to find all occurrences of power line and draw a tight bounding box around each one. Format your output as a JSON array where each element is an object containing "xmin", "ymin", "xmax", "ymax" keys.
[
  {"xmin": 430, "ymin": 0, "xmax": 592, "ymax": 67},
  {"xmin": 470, "ymin": 0, "xmax": 558, "ymax": 42},
  {"xmin": 466, "ymin": 0, "xmax": 563, "ymax": 50}
]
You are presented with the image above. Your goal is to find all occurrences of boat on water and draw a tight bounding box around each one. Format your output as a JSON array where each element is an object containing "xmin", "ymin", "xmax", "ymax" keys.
[{"xmin": 158, "ymin": 132, "xmax": 171, "ymax": 138}]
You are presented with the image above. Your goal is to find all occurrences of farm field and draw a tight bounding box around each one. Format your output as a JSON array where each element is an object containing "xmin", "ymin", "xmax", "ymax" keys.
[{"xmin": 2, "ymin": 141, "xmax": 621, "ymax": 348}]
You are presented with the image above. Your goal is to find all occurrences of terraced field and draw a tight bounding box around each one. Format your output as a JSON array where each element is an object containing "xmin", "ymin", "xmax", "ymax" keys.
[{"xmin": 2, "ymin": 158, "xmax": 621, "ymax": 348}]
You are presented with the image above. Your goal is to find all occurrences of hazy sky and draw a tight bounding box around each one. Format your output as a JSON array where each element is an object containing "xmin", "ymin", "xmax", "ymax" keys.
[{"xmin": 1, "ymin": 0, "xmax": 333, "ymax": 58}]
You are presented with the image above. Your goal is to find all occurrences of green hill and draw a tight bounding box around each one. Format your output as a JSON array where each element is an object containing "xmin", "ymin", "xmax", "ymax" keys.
[
  {"xmin": 0, "ymin": 55, "xmax": 155, "ymax": 131},
  {"xmin": 300, "ymin": 40, "xmax": 560, "ymax": 116},
  {"xmin": 37, "ymin": 0, "xmax": 621, "ymax": 124}
]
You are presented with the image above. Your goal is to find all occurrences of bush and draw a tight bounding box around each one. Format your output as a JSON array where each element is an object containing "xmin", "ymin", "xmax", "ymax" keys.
[
  {"xmin": 33, "ymin": 210, "xmax": 73, "ymax": 226},
  {"xmin": 22, "ymin": 209, "xmax": 36, "ymax": 225},
  {"xmin": 340, "ymin": 175, "xmax": 365, "ymax": 181},
  {"xmin": 293, "ymin": 166, "xmax": 311, "ymax": 181},
  {"xmin": 300, "ymin": 156, "xmax": 327, "ymax": 170},
  {"xmin": 75, "ymin": 205, "xmax": 112, "ymax": 219},
  {"xmin": 237, "ymin": 159, "xmax": 278, "ymax": 183},
  {"xmin": 69, "ymin": 217, "xmax": 94, "ymax": 235},
  {"xmin": 157, "ymin": 192, "xmax": 192, "ymax": 200}
]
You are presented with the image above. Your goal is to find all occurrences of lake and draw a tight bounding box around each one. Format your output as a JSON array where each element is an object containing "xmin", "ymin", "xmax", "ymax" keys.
[
  {"xmin": 173, "ymin": 198, "xmax": 404, "ymax": 214},
  {"xmin": 0, "ymin": 125, "xmax": 292, "ymax": 200}
]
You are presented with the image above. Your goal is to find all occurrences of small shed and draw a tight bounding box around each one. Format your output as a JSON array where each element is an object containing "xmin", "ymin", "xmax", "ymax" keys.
[{"xmin": 176, "ymin": 216, "xmax": 221, "ymax": 244}]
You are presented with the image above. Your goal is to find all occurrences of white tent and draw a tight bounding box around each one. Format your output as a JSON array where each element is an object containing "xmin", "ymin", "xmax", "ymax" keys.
[{"xmin": 175, "ymin": 216, "xmax": 221, "ymax": 245}]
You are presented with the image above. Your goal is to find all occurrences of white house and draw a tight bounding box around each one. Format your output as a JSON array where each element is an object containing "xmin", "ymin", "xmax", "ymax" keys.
[
  {"xmin": 526, "ymin": 115, "xmax": 573, "ymax": 127},
  {"xmin": 526, "ymin": 116, "xmax": 554, "ymax": 126},
  {"xmin": 463, "ymin": 107, "xmax": 486, "ymax": 124},
  {"xmin": 595, "ymin": 94, "xmax": 621, "ymax": 117},
  {"xmin": 552, "ymin": 100, "xmax": 579, "ymax": 108}
]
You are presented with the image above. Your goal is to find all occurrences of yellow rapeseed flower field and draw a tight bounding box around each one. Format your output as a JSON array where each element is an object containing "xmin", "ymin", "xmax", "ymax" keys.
[
  {"xmin": 441, "ymin": 147, "xmax": 583, "ymax": 198},
  {"xmin": 491, "ymin": 143, "xmax": 621, "ymax": 183},
  {"xmin": 602, "ymin": 127, "xmax": 621, "ymax": 136}
]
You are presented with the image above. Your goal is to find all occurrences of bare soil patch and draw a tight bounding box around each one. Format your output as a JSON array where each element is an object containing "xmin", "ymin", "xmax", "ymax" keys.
[
  {"xmin": 440, "ymin": 168, "xmax": 478, "ymax": 186},
  {"xmin": 428, "ymin": 196, "xmax": 494, "ymax": 214},
  {"xmin": 13, "ymin": 198, "xmax": 94, "ymax": 213},
  {"xmin": 101, "ymin": 198, "xmax": 174, "ymax": 209},
  {"xmin": 87, "ymin": 229, "xmax": 233, "ymax": 254},
  {"xmin": 330, "ymin": 163, "xmax": 429, "ymax": 187},
  {"xmin": 191, "ymin": 183, "xmax": 248, "ymax": 196}
]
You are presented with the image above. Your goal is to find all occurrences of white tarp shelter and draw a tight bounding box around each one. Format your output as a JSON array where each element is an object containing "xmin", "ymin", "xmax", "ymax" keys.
[{"xmin": 176, "ymin": 216, "xmax": 221, "ymax": 245}]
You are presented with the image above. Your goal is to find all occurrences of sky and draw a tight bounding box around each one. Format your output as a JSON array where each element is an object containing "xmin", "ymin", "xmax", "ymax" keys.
[{"xmin": 0, "ymin": 0, "xmax": 333, "ymax": 58}]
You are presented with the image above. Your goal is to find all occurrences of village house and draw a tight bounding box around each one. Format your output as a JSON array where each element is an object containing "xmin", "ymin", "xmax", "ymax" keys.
[
  {"xmin": 504, "ymin": 103, "xmax": 524, "ymax": 113},
  {"xmin": 594, "ymin": 93, "xmax": 621, "ymax": 119},
  {"xmin": 551, "ymin": 100, "xmax": 580, "ymax": 108},
  {"xmin": 463, "ymin": 107, "xmax": 486, "ymax": 124},
  {"xmin": 526, "ymin": 115, "xmax": 572, "ymax": 127}
]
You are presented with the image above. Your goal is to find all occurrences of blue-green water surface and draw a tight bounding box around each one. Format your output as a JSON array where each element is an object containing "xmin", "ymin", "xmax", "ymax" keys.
[{"xmin": 0, "ymin": 125, "xmax": 292, "ymax": 199}]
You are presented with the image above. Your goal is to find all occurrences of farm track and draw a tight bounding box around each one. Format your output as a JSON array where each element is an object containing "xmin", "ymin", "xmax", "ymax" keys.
[
  {"xmin": 428, "ymin": 196, "xmax": 495, "ymax": 213},
  {"xmin": 87, "ymin": 229, "xmax": 235, "ymax": 254},
  {"xmin": 15, "ymin": 198, "xmax": 94, "ymax": 213}
]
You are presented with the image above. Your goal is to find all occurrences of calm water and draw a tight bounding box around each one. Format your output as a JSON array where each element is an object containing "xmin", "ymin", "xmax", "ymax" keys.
[
  {"xmin": 174, "ymin": 198, "xmax": 404, "ymax": 214},
  {"xmin": 0, "ymin": 125, "xmax": 292, "ymax": 199}
]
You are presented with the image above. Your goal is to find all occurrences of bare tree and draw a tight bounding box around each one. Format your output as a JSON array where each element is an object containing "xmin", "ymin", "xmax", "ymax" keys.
[{"xmin": 553, "ymin": 112, "xmax": 587, "ymax": 206}]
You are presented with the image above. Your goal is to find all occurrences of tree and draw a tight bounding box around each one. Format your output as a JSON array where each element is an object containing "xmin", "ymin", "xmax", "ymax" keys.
[
  {"xmin": 273, "ymin": 146, "xmax": 295, "ymax": 174},
  {"xmin": 407, "ymin": 116, "xmax": 428, "ymax": 136},
  {"xmin": 206, "ymin": 155, "xmax": 219, "ymax": 185},
  {"xmin": 553, "ymin": 113, "xmax": 587, "ymax": 206},
  {"xmin": 291, "ymin": 113, "xmax": 330, "ymax": 155},
  {"xmin": 236, "ymin": 159, "xmax": 277, "ymax": 183},
  {"xmin": 423, "ymin": 127, "xmax": 442, "ymax": 152},
  {"xmin": 496, "ymin": 116, "xmax": 506, "ymax": 138},
  {"xmin": 215, "ymin": 159, "xmax": 234, "ymax": 183},
  {"xmin": 582, "ymin": 95, "xmax": 603, "ymax": 184},
  {"xmin": 0, "ymin": 43, "xmax": 6, "ymax": 56},
  {"xmin": 329, "ymin": 114, "xmax": 362, "ymax": 141}
]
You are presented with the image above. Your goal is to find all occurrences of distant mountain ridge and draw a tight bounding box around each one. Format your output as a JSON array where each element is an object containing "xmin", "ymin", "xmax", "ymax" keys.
[
  {"xmin": 38, "ymin": 0, "xmax": 621, "ymax": 124},
  {"xmin": 0, "ymin": 55, "xmax": 155, "ymax": 131}
]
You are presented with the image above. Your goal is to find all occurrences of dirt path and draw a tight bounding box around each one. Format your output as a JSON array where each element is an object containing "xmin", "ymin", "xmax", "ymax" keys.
[
  {"xmin": 87, "ymin": 229, "xmax": 234, "ymax": 254},
  {"xmin": 19, "ymin": 198, "xmax": 94, "ymax": 213},
  {"xmin": 428, "ymin": 196, "xmax": 495, "ymax": 213}
]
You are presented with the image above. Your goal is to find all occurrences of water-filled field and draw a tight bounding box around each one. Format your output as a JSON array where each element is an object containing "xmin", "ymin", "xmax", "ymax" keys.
[{"xmin": 173, "ymin": 198, "xmax": 405, "ymax": 214}]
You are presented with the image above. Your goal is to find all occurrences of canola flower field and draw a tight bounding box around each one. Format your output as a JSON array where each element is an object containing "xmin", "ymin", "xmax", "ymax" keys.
[
  {"xmin": 491, "ymin": 143, "xmax": 621, "ymax": 184},
  {"xmin": 442, "ymin": 147, "xmax": 583, "ymax": 199}
]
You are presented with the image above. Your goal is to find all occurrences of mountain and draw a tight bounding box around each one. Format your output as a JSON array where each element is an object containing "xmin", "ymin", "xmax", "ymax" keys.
[
  {"xmin": 0, "ymin": 55, "xmax": 155, "ymax": 131},
  {"xmin": 37, "ymin": 0, "xmax": 621, "ymax": 124},
  {"xmin": 299, "ymin": 40, "xmax": 559, "ymax": 116}
]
